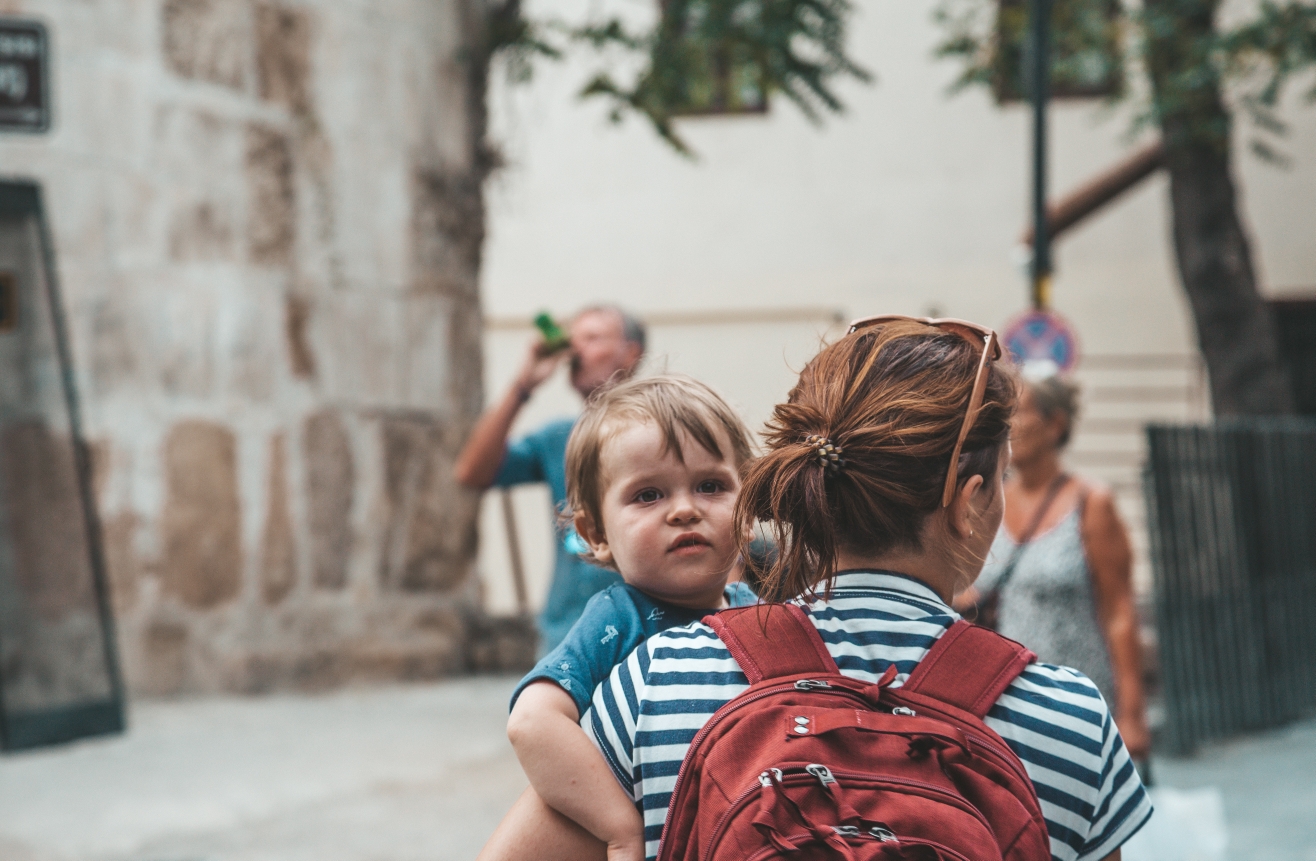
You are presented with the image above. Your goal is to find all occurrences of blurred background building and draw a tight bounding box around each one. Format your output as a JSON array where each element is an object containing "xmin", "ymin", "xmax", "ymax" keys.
[{"xmin": 475, "ymin": 0, "xmax": 1316, "ymax": 619}]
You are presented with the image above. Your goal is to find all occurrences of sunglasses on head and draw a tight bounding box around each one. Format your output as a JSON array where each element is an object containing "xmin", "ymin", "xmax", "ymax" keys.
[{"xmin": 846, "ymin": 315, "xmax": 1003, "ymax": 508}]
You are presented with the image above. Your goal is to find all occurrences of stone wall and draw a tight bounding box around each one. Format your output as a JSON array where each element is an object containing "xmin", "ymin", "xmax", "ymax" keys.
[{"xmin": 0, "ymin": 0, "xmax": 517, "ymax": 694}]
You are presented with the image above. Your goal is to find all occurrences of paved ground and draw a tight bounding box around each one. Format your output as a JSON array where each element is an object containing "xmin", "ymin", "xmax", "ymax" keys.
[
  {"xmin": 0, "ymin": 677, "xmax": 528, "ymax": 861},
  {"xmin": 1, "ymin": 676, "xmax": 1313, "ymax": 861},
  {"xmin": 1144, "ymin": 717, "xmax": 1316, "ymax": 861}
]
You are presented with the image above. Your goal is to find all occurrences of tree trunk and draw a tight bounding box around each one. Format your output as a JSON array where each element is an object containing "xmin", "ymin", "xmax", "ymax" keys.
[{"xmin": 1143, "ymin": 0, "xmax": 1293, "ymax": 416}]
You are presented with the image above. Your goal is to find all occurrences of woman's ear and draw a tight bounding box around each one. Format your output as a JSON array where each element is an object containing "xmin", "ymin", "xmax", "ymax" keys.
[
  {"xmin": 574, "ymin": 510, "xmax": 612, "ymax": 566},
  {"xmin": 949, "ymin": 473, "xmax": 987, "ymax": 538}
]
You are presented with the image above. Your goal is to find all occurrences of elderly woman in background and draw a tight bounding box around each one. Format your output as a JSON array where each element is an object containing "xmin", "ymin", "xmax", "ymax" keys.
[{"xmin": 959, "ymin": 367, "xmax": 1151, "ymax": 759}]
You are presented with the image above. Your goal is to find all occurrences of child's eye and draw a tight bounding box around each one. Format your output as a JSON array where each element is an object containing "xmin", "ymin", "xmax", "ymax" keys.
[
  {"xmin": 634, "ymin": 488, "xmax": 662, "ymax": 504},
  {"xmin": 697, "ymin": 480, "xmax": 724, "ymax": 495}
]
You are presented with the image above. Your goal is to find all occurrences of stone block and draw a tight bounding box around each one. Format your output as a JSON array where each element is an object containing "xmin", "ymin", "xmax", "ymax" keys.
[
  {"xmin": 378, "ymin": 415, "xmax": 476, "ymax": 593},
  {"xmin": 255, "ymin": 3, "xmax": 313, "ymax": 115},
  {"xmin": 158, "ymin": 108, "xmax": 242, "ymax": 264},
  {"xmin": 284, "ymin": 292, "xmax": 316, "ymax": 378},
  {"xmin": 159, "ymin": 421, "xmax": 243, "ymax": 609},
  {"xmin": 246, "ymin": 124, "xmax": 297, "ymax": 266},
  {"xmin": 161, "ymin": 0, "xmax": 252, "ymax": 90},
  {"xmin": 303, "ymin": 410, "xmax": 353, "ymax": 589},
  {"xmin": 411, "ymin": 167, "xmax": 484, "ymax": 298},
  {"xmin": 260, "ymin": 432, "xmax": 296, "ymax": 604}
]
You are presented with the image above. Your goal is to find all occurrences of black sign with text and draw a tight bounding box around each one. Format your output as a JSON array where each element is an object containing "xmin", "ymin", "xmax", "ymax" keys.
[{"xmin": 0, "ymin": 20, "xmax": 48, "ymax": 132}]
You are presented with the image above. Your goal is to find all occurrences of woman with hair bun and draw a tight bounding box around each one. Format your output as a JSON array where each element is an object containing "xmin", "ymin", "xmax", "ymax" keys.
[
  {"xmin": 959, "ymin": 365, "xmax": 1151, "ymax": 761},
  {"xmin": 500, "ymin": 318, "xmax": 1151, "ymax": 861}
]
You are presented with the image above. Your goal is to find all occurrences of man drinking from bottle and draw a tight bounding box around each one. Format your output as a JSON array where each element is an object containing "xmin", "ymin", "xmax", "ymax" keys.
[{"xmin": 455, "ymin": 305, "xmax": 647, "ymax": 653}]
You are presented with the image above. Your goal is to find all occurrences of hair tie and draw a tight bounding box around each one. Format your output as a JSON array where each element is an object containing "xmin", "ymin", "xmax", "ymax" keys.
[{"xmin": 805, "ymin": 434, "xmax": 844, "ymax": 474}]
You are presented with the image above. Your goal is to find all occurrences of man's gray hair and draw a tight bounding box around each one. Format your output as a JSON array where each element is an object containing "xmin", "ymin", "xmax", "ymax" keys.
[{"xmin": 579, "ymin": 304, "xmax": 647, "ymax": 354}]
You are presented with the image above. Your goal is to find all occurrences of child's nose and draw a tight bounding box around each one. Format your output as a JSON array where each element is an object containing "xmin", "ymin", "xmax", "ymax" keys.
[{"xmin": 667, "ymin": 493, "xmax": 701, "ymax": 523}]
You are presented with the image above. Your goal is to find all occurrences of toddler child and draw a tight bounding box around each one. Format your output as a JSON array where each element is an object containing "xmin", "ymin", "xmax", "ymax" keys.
[{"xmin": 497, "ymin": 374, "xmax": 757, "ymax": 861}]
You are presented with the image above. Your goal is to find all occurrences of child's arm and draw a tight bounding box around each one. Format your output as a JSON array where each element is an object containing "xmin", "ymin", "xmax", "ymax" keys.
[
  {"xmin": 475, "ymin": 786, "xmax": 605, "ymax": 861},
  {"xmin": 507, "ymin": 680, "xmax": 646, "ymax": 861}
]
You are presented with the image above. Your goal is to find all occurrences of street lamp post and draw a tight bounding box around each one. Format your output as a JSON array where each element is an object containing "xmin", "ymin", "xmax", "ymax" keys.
[{"xmin": 1029, "ymin": 0, "xmax": 1052, "ymax": 310}]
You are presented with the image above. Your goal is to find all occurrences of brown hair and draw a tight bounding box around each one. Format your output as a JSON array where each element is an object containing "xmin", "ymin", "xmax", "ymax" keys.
[
  {"xmin": 735, "ymin": 319, "xmax": 1018, "ymax": 602},
  {"xmin": 565, "ymin": 374, "xmax": 755, "ymax": 567}
]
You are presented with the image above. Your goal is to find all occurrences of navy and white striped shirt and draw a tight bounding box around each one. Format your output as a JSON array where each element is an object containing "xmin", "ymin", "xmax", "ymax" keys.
[{"xmin": 584, "ymin": 571, "xmax": 1152, "ymax": 861}]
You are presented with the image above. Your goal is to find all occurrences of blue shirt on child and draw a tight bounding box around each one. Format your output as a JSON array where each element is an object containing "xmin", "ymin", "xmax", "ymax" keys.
[{"xmin": 510, "ymin": 581, "xmax": 758, "ymax": 717}]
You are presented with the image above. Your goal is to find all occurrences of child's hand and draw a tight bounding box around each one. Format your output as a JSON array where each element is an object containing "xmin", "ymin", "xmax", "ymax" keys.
[{"xmin": 606, "ymin": 831, "xmax": 646, "ymax": 861}]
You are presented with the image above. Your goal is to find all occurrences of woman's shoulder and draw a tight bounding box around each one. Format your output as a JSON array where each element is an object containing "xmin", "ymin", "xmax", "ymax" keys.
[
  {"xmin": 1005, "ymin": 660, "xmax": 1110, "ymax": 712},
  {"xmin": 1072, "ymin": 475, "xmax": 1115, "ymax": 507},
  {"xmin": 1072, "ymin": 477, "xmax": 1129, "ymax": 538},
  {"xmin": 989, "ymin": 661, "xmax": 1114, "ymax": 760},
  {"xmin": 988, "ymin": 667, "xmax": 1113, "ymax": 786}
]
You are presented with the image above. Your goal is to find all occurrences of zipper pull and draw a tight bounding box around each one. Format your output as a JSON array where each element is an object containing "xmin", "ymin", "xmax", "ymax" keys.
[
  {"xmin": 805, "ymin": 763, "xmax": 837, "ymax": 785},
  {"xmin": 869, "ymin": 826, "xmax": 898, "ymax": 842},
  {"xmin": 794, "ymin": 679, "xmax": 832, "ymax": 691}
]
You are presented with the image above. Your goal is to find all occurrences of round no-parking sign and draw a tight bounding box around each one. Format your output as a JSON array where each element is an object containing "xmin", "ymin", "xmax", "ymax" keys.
[{"xmin": 1002, "ymin": 310, "xmax": 1080, "ymax": 372}]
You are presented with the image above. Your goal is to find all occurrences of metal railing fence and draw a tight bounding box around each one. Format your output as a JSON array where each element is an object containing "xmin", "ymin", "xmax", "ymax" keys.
[{"xmin": 1144, "ymin": 420, "xmax": 1316, "ymax": 754}]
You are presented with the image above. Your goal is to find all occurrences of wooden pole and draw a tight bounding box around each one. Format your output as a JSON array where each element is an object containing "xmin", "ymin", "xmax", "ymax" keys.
[{"xmin": 500, "ymin": 489, "xmax": 530, "ymax": 616}]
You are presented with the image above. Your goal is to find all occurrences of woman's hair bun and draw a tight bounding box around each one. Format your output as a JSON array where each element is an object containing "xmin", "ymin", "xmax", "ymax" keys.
[{"xmin": 735, "ymin": 319, "xmax": 1017, "ymax": 602}]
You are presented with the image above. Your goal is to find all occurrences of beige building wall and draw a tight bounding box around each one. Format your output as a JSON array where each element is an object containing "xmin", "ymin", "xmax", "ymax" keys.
[
  {"xmin": 476, "ymin": 0, "xmax": 1316, "ymax": 614},
  {"xmin": 0, "ymin": 0, "xmax": 501, "ymax": 694}
]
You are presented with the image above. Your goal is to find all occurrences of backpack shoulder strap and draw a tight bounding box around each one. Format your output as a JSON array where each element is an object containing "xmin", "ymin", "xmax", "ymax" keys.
[
  {"xmin": 705, "ymin": 604, "xmax": 837, "ymax": 684},
  {"xmin": 900, "ymin": 621, "xmax": 1036, "ymax": 718}
]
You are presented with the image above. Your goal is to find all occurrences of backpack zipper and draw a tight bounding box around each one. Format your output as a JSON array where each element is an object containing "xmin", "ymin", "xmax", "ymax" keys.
[
  {"xmin": 742, "ymin": 836, "xmax": 977, "ymax": 861},
  {"xmin": 703, "ymin": 769, "xmax": 997, "ymax": 859}
]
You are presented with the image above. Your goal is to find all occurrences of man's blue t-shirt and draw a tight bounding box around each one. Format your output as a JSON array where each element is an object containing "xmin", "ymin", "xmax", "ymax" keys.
[
  {"xmin": 494, "ymin": 417, "xmax": 623, "ymax": 655},
  {"xmin": 511, "ymin": 582, "xmax": 758, "ymax": 717}
]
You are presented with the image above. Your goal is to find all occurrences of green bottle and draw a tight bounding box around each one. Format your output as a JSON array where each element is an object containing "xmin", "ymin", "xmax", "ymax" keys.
[{"xmin": 533, "ymin": 312, "xmax": 571, "ymax": 354}]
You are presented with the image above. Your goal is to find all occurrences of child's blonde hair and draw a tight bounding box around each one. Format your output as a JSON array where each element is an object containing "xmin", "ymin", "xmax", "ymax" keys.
[{"xmin": 565, "ymin": 374, "xmax": 755, "ymax": 565}]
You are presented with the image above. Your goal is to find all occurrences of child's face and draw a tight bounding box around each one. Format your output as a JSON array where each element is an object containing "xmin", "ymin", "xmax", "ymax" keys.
[{"xmin": 577, "ymin": 421, "xmax": 742, "ymax": 610}]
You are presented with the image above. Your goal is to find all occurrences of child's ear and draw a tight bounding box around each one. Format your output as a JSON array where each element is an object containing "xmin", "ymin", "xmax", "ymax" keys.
[{"xmin": 574, "ymin": 510, "xmax": 612, "ymax": 566}]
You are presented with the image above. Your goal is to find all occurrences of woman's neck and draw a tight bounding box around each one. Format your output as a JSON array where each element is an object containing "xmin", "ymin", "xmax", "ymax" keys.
[{"xmin": 834, "ymin": 548, "xmax": 960, "ymax": 605}]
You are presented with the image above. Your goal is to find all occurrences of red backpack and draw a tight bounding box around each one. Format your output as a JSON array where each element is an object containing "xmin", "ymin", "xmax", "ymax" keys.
[{"xmin": 657, "ymin": 604, "xmax": 1052, "ymax": 861}]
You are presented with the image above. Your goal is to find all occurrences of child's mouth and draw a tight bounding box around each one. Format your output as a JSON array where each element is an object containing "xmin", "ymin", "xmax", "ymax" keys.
[{"xmin": 669, "ymin": 535, "xmax": 710, "ymax": 554}]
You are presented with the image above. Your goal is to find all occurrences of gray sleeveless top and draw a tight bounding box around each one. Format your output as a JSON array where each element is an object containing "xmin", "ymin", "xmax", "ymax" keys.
[{"xmin": 976, "ymin": 506, "xmax": 1117, "ymax": 708}]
